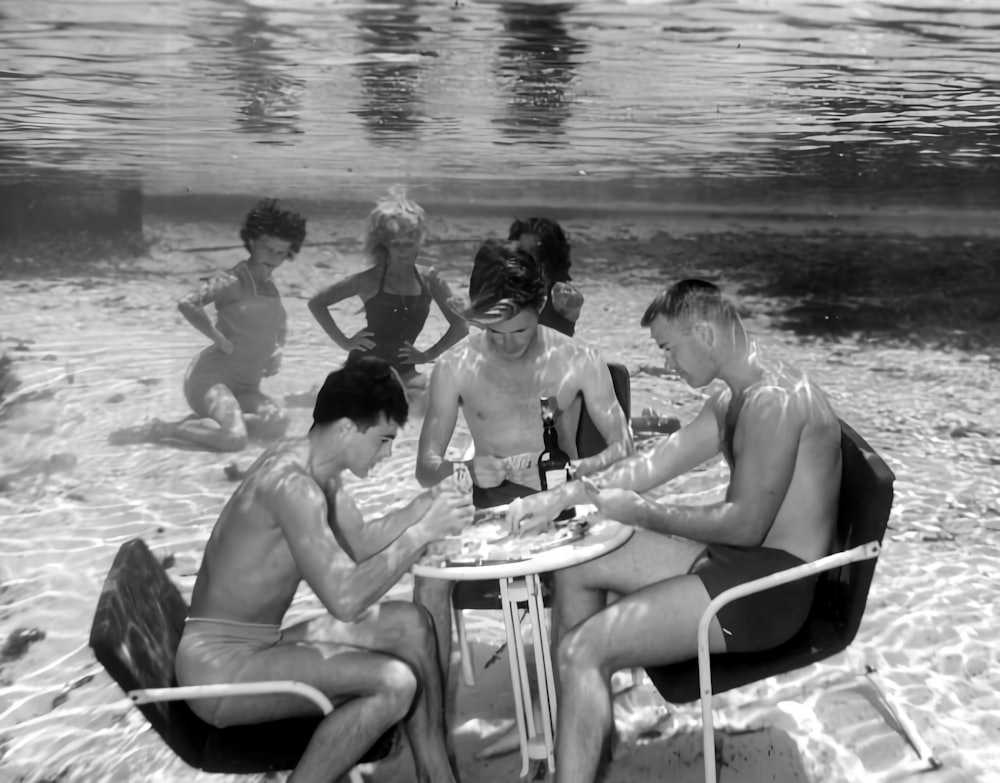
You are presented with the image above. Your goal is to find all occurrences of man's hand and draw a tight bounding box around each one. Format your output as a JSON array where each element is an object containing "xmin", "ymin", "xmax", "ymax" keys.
[
  {"xmin": 507, "ymin": 490, "xmax": 568, "ymax": 535},
  {"xmin": 421, "ymin": 484, "xmax": 475, "ymax": 541},
  {"xmin": 470, "ymin": 454, "xmax": 508, "ymax": 489},
  {"xmin": 580, "ymin": 478, "xmax": 644, "ymax": 525}
]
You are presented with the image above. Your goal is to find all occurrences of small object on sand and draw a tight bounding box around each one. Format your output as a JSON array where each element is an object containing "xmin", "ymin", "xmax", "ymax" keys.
[
  {"xmin": 2, "ymin": 627, "xmax": 46, "ymax": 662},
  {"xmin": 224, "ymin": 462, "xmax": 248, "ymax": 481},
  {"xmin": 631, "ymin": 408, "xmax": 681, "ymax": 435}
]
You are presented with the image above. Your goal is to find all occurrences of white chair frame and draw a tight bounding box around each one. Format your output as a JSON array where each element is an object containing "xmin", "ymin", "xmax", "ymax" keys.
[
  {"xmin": 128, "ymin": 681, "xmax": 363, "ymax": 783},
  {"xmin": 695, "ymin": 540, "xmax": 940, "ymax": 783}
]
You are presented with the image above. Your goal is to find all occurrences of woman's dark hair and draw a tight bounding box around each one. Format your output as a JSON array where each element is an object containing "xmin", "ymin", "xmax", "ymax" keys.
[
  {"xmin": 312, "ymin": 357, "xmax": 408, "ymax": 431},
  {"xmin": 465, "ymin": 239, "xmax": 547, "ymax": 317},
  {"xmin": 240, "ymin": 198, "xmax": 308, "ymax": 255},
  {"xmin": 508, "ymin": 217, "xmax": 572, "ymax": 285}
]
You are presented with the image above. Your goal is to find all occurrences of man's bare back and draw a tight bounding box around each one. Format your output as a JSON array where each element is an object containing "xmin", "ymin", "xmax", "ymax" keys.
[
  {"xmin": 709, "ymin": 359, "xmax": 841, "ymax": 563},
  {"xmin": 189, "ymin": 442, "xmax": 336, "ymax": 626}
]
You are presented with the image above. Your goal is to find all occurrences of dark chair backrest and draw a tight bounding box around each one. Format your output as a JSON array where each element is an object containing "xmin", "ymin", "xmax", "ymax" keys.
[
  {"xmin": 88, "ymin": 538, "xmax": 208, "ymax": 767},
  {"xmin": 89, "ymin": 539, "xmax": 393, "ymax": 774},
  {"xmin": 815, "ymin": 420, "xmax": 895, "ymax": 645},
  {"xmin": 645, "ymin": 420, "xmax": 895, "ymax": 703},
  {"xmin": 576, "ymin": 362, "xmax": 632, "ymax": 458}
]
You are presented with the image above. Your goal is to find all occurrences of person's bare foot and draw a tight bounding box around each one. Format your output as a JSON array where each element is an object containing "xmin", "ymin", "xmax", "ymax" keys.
[{"xmin": 107, "ymin": 418, "xmax": 169, "ymax": 445}]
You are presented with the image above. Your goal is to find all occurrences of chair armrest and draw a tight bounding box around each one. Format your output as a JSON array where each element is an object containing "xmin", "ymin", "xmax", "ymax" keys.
[
  {"xmin": 129, "ymin": 681, "xmax": 334, "ymax": 715},
  {"xmin": 697, "ymin": 540, "xmax": 881, "ymax": 647}
]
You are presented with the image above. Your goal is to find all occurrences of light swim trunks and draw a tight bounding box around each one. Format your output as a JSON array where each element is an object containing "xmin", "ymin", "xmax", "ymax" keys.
[{"xmin": 174, "ymin": 616, "xmax": 283, "ymax": 727}]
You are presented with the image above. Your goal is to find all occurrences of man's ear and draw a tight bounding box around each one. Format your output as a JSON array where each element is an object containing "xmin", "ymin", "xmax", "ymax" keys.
[{"xmin": 332, "ymin": 418, "xmax": 356, "ymax": 439}]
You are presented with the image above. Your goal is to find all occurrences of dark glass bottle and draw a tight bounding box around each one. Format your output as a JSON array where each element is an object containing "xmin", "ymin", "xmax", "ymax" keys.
[{"xmin": 538, "ymin": 396, "xmax": 575, "ymax": 522}]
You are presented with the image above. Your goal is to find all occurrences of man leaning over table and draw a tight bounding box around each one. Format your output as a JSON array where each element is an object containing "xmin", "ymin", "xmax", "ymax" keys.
[
  {"xmin": 413, "ymin": 238, "xmax": 633, "ymax": 684},
  {"xmin": 507, "ymin": 279, "xmax": 843, "ymax": 783},
  {"xmin": 174, "ymin": 357, "xmax": 472, "ymax": 783}
]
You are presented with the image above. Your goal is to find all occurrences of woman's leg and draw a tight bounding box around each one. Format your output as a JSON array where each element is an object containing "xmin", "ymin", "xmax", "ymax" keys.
[{"xmin": 169, "ymin": 382, "xmax": 249, "ymax": 451}]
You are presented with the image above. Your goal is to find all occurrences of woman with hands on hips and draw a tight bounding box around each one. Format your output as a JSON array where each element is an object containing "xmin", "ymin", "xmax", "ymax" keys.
[{"xmin": 308, "ymin": 186, "xmax": 468, "ymax": 398}]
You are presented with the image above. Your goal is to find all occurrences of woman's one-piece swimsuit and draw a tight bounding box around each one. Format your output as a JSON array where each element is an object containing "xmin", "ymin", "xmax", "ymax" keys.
[
  {"xmin": 348, "ymin": 264, "xmax": 431, "ymax": 380},
  {"xmin": 183, "ymin": 261, "xmax": 287, "ymax": 416}
]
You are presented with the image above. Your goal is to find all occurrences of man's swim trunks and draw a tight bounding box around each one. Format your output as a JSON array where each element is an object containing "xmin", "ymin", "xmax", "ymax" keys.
[
  {"xmin": 174, "ymin": 616, "xmax": 283, "ymax": 727},
  {"xmin": 472, "ymin": 479, "xmax": 537, "ymax": 510},
  {"xmin": 688, "ymin": 545, "xmax": 817, "ymax": 653},
  {"xmin": 182, "ymin": 262, "xmax": 287, "ymax": 417}
]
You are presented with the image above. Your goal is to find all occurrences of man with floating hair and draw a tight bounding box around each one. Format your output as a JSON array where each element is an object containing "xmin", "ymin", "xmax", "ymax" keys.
[
  {"xmin": 509, "ymin": 279, "xmax": 843, "ymax": 782},
  {"xmin": 176, "ymin": 357, "xmax": 472, "ymax": 783},
  {"xmin": 413, "ymin": 239, "xmax": 633, "ymax": 690}
]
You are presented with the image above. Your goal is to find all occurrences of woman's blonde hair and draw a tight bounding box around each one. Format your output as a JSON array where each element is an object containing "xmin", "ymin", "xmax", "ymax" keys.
[{"xmin": 363, "ymin": 185, "xmax": 427, "ymax": 265}]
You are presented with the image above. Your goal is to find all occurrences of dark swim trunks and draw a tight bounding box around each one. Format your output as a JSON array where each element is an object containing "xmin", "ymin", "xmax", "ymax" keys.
[
  {"xmin": 472, "ymin": 479, "xmax": 537, "ymax": 510},
  {"xmin": 688, "ymin": 545, "xmax": 817, "ymax": 653}
]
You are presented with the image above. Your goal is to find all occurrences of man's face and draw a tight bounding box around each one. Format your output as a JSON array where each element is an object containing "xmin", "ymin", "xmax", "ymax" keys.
[
  {"xmin": 485, "ymin": 307, "xmax": 540, "ymax": 360},
  {"xmin": 648, "ymin": 314, "xmax": 715, "ymax": 388},
  {"xmin": 349, "ymin": 414, "xmax": 399, "ymax": 478},
  {"xmin": 249, "ymin": 236, "xmax": 293, "ymax": 275}
]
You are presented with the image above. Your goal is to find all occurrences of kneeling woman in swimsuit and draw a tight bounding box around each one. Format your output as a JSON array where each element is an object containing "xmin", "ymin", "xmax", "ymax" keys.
[
  {"xmin": 112, "ymin": 199, "xmax": 306, "ymax": 452},
  {"xmin": 308, "ymin": 187, "xmax": 467, "ymax": 402}
]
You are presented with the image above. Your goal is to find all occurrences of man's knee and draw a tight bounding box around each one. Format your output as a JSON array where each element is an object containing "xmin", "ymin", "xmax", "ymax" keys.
[
  {"xmin": 557, "ymin": 623, "xmax": 603, "ymax": 674},
  {"xmin": 413, "ymin": 576, "xmax": 453, "ymax": 607},
  {"xmin": 380, "ymin": 658, "xmax": 419, "ymax": 719}
]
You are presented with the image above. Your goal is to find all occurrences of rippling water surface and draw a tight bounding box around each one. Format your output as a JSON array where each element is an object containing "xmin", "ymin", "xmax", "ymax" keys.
[{"xmin": 2, "ymin": 0, "xmax": 999, "ymax": 203}]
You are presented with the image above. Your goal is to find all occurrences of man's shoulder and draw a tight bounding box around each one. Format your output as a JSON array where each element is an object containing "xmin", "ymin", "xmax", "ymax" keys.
[
  {"xmin": 244, "ymin": 443, "xmax": 318, "ymax": 498},
  {"xmin": 741, "ymin": 371, "xmax": 833, "ymax": 432},
  {"xmin": 543, "ymin": 328, "xmax": 599, "ymax": 361}
]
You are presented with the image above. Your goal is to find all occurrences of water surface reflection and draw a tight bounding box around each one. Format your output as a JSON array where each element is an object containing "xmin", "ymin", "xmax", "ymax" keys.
[{"xmin": 493, "ymin": 2, "xmax": 586, "ymax": 142}]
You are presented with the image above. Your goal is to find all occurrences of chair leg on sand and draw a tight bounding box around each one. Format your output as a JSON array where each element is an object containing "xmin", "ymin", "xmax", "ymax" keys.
[
  {"xmin": 820, "ymin": 666, "xmax": 941, "ymax": 781},
  {"xmin": 453, "ymin": 602, "xmax": 476, "ymax": 687}
]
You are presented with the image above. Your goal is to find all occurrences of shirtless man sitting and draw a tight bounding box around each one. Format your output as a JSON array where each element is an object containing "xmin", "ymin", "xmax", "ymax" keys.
[
  {"xmin": 508, "ymin": 279, "xmax": 843, "ymax": 783},
  {"xmin": 174, "ymin": 357, "xmax": 472, "ymax": 783},
  {"xmin": 414, "ymin": 239, "xmax": 633, "ymax": 681}
]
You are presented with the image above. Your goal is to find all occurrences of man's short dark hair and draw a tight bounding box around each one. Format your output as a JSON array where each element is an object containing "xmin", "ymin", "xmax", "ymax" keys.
[
  {"xmin": 241, "ymin": 198, "xmax": 308, "ymax": 255},
  {"xmin": 640, "ymin": 279, "xmax": 736, "ymax": 328},
  {"xmin": 508, "ymin": 217, "xmax": 572, "ymax": 285},
  {"xmin": 312, "ymin": 357, "xmax": 408, "ymax": 431},
  {"xmin": 463, "ymin": 239, "xmax": 547, "ymax": 322}
]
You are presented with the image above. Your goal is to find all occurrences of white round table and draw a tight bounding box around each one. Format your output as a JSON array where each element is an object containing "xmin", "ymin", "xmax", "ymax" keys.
[{"xmin": 413, "ymin": 518, "xmax": 634, "ymax": 778}]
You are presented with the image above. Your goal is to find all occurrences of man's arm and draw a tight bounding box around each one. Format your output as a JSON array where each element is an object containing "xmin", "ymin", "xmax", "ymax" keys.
[
  {"xmin": 615, "ymin": 388, "xmax": 803, "ymax": 545},
  {"xmin": 271, "ymin": 473, "xmax": 435, "ymax": 621},
  {"xmin": 572, "ymin": 349, "xmax": 634, "ymax": 476},
  {"xmin": 330, "ymin": 482, "xmax": 436, "ymax": 562},
  {"xmin": 415, "ymin": 355, "xmax": 462, "ymax": 487},
  {"xmin": 573, "ymin": 397, "xmax": 720, "ymax": 496}
]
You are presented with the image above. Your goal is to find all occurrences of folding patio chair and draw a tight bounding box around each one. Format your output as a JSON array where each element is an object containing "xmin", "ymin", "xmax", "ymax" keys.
[
  {"xmin": 643, "ymin": 420, "xmax": 940, "ymax": 783},
  {"xmin": 451, "ymin": 362, "xmax": 632, "ymax": 686},
  {"xmin": 88, "ymin": 538, "xmax": 394, "ymax": 783}
]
